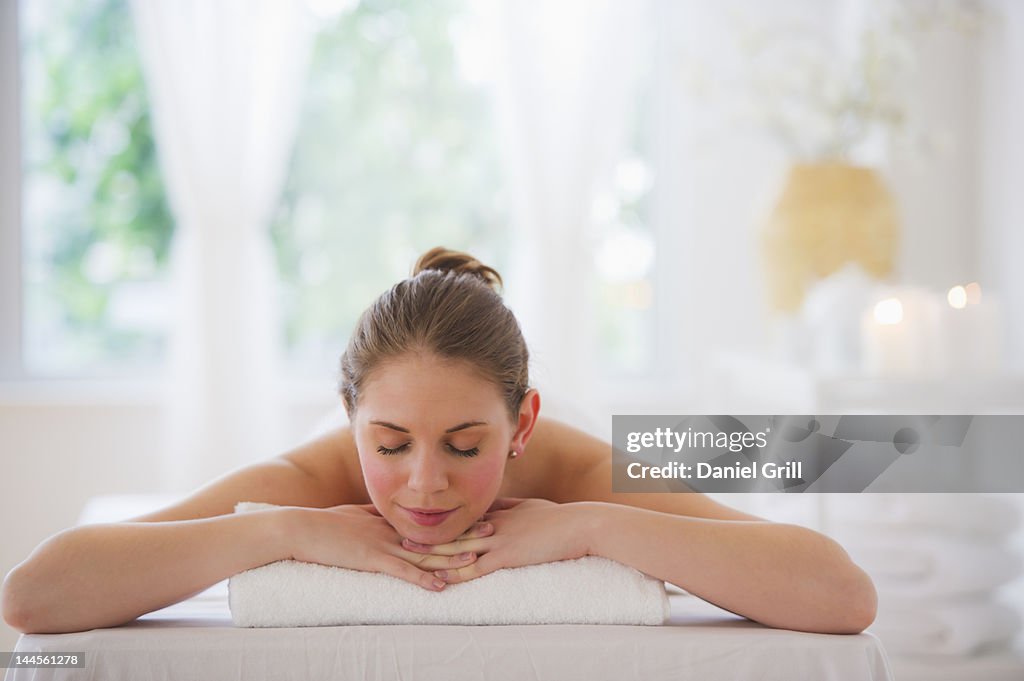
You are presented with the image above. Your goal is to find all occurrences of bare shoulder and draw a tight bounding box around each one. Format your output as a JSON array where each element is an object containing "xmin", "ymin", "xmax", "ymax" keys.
[
  {"xmin": 523, "ymin": 417, "xmax": 766, "ymax": 522},
  {"xmin": 123, "ymin": 425, "xmax": 365, "ymax": 523},
  {"xmin": 281, "ymin": 424, "xmax": 371, "ymax": 505}
]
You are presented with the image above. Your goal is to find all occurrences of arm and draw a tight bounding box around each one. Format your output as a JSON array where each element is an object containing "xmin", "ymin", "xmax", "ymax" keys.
[
  {"xmin": 0, "ymin": 448, "xmax": 329, "ymax": 634},
  {"xmin": 408, "ymin": 497, "xmax": 875, "ymax": 634},
  {"xmin": 581, "ymin": 501, "xmax": 877, "ymax": 634},
  {"xmin": 413, "ymin": 419, "xmax": 876, "ymax": 634},
  {"xmin": 1, "ymin": 508, "xmax": 291, "ymax": 634},
  {"xmin": 1, "ymin": 431, "xmax": 349, "ymax": 634},
  {"xmin": 537, "ymin": 419, "xmax": 877, "ymax": 632},
  {"xmin": 2, "ymin": 430, "xmax": 479, "ymax": 633}
]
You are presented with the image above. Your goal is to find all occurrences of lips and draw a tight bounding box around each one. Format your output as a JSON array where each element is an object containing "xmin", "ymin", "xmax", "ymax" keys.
[{"xmin": 402, "ymin": 506, "xmax": 458, "ymax": 526}]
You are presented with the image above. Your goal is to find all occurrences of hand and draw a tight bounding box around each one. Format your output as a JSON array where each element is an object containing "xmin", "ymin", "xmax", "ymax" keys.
[
  {"xmin": 399, "ymin": 498, "xmax": 595, "ymax": 586},
  {"xmin": 285, "ymin": 504, "xmax": 493, "ymax": 592}
]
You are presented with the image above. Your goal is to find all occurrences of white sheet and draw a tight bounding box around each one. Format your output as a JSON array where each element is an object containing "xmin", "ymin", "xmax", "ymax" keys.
[
  {"xmin": 871, "ymin": 600, "xmax": 1021, "ymax": 656},
  {"xmin": 9, "ymin": 583, "xmax": 893, "ymax": 681}
]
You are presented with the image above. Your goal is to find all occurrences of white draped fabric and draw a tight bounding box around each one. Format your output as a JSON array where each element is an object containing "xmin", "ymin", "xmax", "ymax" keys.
[
  {"xmin": 485, "ymin": 0, "xmax": 647, "ymax": 401},
  {"xmin": 130, "ymin": 0, "xmax": 314, "ymax": 491}
]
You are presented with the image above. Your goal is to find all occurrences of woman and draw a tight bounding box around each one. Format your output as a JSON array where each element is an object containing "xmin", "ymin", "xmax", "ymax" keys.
[{"xmin": 1, "ymin": 247, "xmax": 877, "ymax": 636}]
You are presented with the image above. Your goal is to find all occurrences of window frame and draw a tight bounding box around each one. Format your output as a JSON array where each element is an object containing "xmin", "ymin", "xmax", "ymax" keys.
[
  {"xmin": 0, "ymin": 0, "xmax": 23, "ymax": 381},
  {"xmin": 0, "ymin": 0, "xmax": 167, "ymax": 393}
]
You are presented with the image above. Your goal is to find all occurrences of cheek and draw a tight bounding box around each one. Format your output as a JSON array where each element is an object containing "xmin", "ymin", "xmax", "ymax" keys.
[
  {"xmin": 360, "ymin": 456, "xmax": 402, "ymax": 497},
  {"xmin": 459, "ymin": 455, "xmax": 507, "ymax": 500}
]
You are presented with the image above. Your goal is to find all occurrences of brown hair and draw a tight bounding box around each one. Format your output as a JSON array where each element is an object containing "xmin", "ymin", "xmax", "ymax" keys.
[{"xmin": 339, "ymin": 247, "xmax": 530, "ymax": 422}]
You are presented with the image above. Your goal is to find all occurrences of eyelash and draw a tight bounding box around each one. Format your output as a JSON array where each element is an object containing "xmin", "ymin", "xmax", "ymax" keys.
[{"xmin": 376, "ymin": 443, "xmax": 480, "ymax": 458}]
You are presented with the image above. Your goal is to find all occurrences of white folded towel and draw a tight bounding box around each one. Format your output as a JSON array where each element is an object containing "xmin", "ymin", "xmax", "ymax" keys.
[
  {"xmin": 835, "ymin": 534, "xmax": 1022, "ymax": 598},
  {"xmin": 828, "ymin": 494, "xmax": 1021, "ymax": 538},
  {"xmin": 872, "ymin": 599, "xmax": 1021, "ymax": 656},
  {"xmin": 228, "ymin": 502, "xmax": 669, "ymax": 627}
]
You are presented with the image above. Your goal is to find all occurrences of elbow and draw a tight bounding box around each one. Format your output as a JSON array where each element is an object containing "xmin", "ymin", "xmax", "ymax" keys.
[
  {"xmin": 799, "ymin": 529, "xmax": 878, "ymax": 635},
  {"xmin": 2, "ymin": 567, "xmax": 78, "ymax": 635},
  {"xmin": 1, "ymin": 567, "xmax": 34, "ymax": 634},
  {"xmin": 834, "ymin": 564, "xmax": 878, "ymax": 634},
  {"xmin": 2, "ymin": 563, "xmax": 64, "ymax": 635}
]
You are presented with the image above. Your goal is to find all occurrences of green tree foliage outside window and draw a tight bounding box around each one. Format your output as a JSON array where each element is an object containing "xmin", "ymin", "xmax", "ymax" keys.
[
  {"xmin": 21, "ymin": 0, "xmax": 508, "ymax": 376},
  {"xmin": 271, "ymin": 0, "xmax": 509, "ymax": 375},
  {"xmin": 21, "ymin": 0, "xmax": 174, "ymax": 374}
]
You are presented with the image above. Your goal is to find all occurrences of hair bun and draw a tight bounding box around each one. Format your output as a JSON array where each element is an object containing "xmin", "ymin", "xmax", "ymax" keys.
[{"xmin": 412, "ymin": 246, "xmax": 503, "ymax": 293}]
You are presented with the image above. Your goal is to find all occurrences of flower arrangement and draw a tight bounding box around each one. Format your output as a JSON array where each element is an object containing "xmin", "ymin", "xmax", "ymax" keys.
[{"xmin": 730, "ymin": 0, "xmax": 984, "ymax": 162}]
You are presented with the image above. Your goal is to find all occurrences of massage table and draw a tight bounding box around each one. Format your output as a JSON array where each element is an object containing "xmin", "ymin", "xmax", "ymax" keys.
[{"xmin": 8, "ymin": 579, "xmax": 893, "ymax": 681}]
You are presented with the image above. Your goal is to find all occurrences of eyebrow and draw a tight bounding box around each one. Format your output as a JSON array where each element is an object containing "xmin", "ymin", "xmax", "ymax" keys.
[{"xmin": 369, "ymin": 420, "xmax": 489, "ymax": 434}]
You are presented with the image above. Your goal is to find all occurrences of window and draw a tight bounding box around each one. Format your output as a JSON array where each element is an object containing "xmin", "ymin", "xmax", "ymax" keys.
[
  {"xmin": 7, "ymin": 0, "xmax": 666, "ymax": 388},
  {"xmin": 12, "ymin": 0, "xmax": 510, "ymax": 379},
  {"xmin": 271, "ymin": 0, "xmax": 509, "ymax": 375},
  {"xmin": 20, "ymin": 0, "xmax": 173, "ymax": 376}
]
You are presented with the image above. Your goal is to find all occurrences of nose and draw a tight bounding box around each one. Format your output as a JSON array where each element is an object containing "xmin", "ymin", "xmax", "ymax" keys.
[{"xmin": 406, "ymin": 448, "xmax": 450, "ymax": 494}]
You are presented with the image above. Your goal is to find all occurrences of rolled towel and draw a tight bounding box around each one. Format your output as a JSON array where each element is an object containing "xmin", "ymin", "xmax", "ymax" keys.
[
  {"xmin": 229, "ymin": 502, "xmax": 669, "ymax": 627},
  {"xmin": 837, "ymin": 534, "xmax": 1022, "ymax": 598},
  {"xmin": 871, "ymin": 599, "xmax": 1021, "ymax": 656},
  {"xmin": 828, "ymin": 494, "xmax": 1021, "ymax": 538}
]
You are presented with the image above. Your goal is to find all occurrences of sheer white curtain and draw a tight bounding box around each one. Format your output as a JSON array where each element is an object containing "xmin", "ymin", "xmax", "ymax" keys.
[
  {"xmin": 130, "ymin": 0, "xmax": 314, "ymax": 492},
  {"xmin": 484, "ymin": 0, "xmax": 647, "ymax": 402}
]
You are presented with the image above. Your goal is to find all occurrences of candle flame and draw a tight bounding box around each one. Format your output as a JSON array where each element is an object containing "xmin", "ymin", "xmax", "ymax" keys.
[
  {"xmin": 947, "ymin": 285, "xmax": 967, "ymax": 309},
  {"xmin": 965, "ymin": 282, "xmax": 982, "ymax": 305},
  {"xmin": 874, "ymin": 298, "xmax": 903, "ymax": 325}
]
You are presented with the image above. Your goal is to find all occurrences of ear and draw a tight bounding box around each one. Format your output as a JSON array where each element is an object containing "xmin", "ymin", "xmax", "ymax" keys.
[{"xmin": 510, "ymin": 389, "xmax": 541, "ymax": 454}]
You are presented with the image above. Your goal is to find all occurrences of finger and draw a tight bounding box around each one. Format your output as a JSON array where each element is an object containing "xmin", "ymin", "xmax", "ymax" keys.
[
  {"xmin": 398, "ymin": 549, "xmax": 478, "ymax": 571},
  {"xmin": 433, "ymin": 551, "xmax": 503, "ymax": 584},
  {"xmin": 335, "ymin": 503, "xmax": 381, "ymax": 516},
  {"xmin": 486, "ymin": 497, "xmax": 524, "ymax": 513},
  {"xmin": 443, "ymin": 522, "xmax": 493, "ymax": 545},
  {"xmin": 378, "ymin": 556, "xmax": 448, "ymax": 592},
  {"xmin": 402, "ymin": 536, "xmax": 491, "ymax": 556},
  {"xmin": 458, "ymin": 521, "xmax": 494, "ymax": 539}
]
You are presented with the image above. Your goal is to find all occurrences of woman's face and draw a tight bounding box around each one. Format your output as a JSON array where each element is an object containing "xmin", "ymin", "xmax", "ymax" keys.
[{"xmin": 352, "ymin": 352, "xmax": 534, "ymax": 544}]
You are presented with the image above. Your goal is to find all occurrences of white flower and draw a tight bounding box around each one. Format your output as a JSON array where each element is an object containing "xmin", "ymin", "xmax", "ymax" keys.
[{"xmin": 724, "ymin": 0, "xmax": 982, "ymax": 161}]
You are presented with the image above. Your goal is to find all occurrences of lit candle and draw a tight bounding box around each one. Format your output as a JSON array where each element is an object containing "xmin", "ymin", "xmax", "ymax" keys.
[
  {"xmin": 942, "ymin": 283, "xmax": 1004, "ymax": 376},
  {"xmin": 861, "ymin": 288, "xmax": 943, "ymax": 377}
]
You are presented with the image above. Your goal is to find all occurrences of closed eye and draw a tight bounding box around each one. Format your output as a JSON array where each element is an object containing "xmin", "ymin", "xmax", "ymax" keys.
[
  {"xmin": 448, "ymin": 445, "xmax": 479, "ymax": 458},
  {"xmin": 376, "ymin": 444, "xmax": 480, "ymax": 458}
]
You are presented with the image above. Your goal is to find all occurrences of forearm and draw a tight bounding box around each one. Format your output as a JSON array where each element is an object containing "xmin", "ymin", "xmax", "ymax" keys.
[
  {"xmin": 582, "ymin": 502, "xmax": 877, "ymax": 634},
  {"xmin": 1, "ymin": 509, "xmax": 291, "ymax": 634}
]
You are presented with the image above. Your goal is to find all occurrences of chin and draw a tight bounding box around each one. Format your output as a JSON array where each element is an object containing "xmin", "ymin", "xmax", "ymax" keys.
[
  {"xmin": 407, "ymin": 527, "xmax": 460, "ymax": 545},
  {"xmin": 397, "ymin": 514, "xmax": 473, "ymax": 545}
]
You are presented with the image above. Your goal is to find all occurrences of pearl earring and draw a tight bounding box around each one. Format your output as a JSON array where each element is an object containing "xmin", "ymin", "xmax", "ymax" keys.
[{"xmin": 508, "ymin": 449, "xmax": 519, "ymax": 459}]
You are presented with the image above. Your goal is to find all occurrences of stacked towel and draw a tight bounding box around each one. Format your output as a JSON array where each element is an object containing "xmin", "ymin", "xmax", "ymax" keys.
[
  {"xmin": 229, "ymin": 502, "xmax": 669, "ymax": 627},
  {"xmin": 870, "ymin": 600, "xmax": 1021, "ymax": 656},
  {"xmin": 829, "ymin": 494, "xmax": 1021, "ymax": 539},
  {"xmin": 836, "ymin": 533, "xmax": 1021, "ymax": 599},
  {"xmin": 827, "ymin": 494, "xmax": 1023, "ymax": 657}
]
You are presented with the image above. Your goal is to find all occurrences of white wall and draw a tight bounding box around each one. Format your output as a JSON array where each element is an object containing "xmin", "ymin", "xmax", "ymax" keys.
[
  {"xmin": 979, "ymin": 0, "xmax": 1024, "ymax": 371},
  {"xmin": 888, "ymin": 19, "xmax": 981, "ymax": 290}
]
